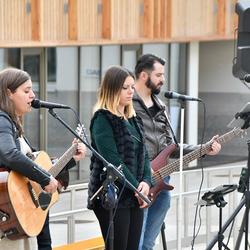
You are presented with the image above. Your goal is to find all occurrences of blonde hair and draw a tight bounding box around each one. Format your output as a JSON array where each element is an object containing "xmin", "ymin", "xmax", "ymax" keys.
[{"xmin": 94, "ymin": 66, "xmax": 135, "ymax": 118}]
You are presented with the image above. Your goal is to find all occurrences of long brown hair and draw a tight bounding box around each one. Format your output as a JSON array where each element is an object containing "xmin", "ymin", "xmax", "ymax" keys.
[
  {"xmin": 94, "ymin": 66, "xmax": 136, "ymax": 118},
  {"xmin": 0, "ymin": 68, "xmax": 31, "ymax": 135}
]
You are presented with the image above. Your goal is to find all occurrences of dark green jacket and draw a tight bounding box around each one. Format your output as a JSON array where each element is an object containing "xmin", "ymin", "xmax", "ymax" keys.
[{"xmin": 87, "ymin": 109, "xmax": 151, "ymax": 209}]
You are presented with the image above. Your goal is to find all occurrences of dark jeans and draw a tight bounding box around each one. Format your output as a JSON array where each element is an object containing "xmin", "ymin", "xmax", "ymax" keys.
[
  {"xmin": 37, "ymin": 214, "xmax": 52, "ymax": 250},
  {"xmin": 94, "ymin": 206, "xmax": 143, "ymax": 250}
]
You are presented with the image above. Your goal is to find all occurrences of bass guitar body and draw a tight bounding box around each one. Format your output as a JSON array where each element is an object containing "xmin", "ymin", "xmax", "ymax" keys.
[{"xmin": 149, "ymin": 144, "xmax": 176, "ymax": 202}]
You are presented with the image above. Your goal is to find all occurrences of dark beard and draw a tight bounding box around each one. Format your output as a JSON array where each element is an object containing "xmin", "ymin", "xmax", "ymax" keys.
[{"xmin": 145, "ymin": 78, "xmax": 162, "ymax": 95}]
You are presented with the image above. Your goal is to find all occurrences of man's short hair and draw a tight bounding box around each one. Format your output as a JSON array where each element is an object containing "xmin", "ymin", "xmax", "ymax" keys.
[{"xmin": 135, "ymin": 54, "xmax": 165, "ymax": 79}]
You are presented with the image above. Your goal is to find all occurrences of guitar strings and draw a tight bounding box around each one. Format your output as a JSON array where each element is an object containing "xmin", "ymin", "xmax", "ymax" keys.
[{"xmin": 152, "ymin": 128, "xmax": 242, "ymax": 184}]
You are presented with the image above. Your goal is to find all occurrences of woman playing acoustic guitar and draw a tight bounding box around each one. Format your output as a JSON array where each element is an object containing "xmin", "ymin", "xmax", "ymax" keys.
[{"xmin": 0, "ymin": 68, "xmax": 86, "ymax": 250}]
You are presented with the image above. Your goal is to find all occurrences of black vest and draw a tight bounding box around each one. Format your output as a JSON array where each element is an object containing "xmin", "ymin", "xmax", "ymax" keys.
[{"xmin": 87, "ymin": 109, "xmax": 146, "ymax": 209}]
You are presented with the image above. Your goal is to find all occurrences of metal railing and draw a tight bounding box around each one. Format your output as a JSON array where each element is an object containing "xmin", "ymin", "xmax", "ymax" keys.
[{"xmin": 50, "ymin": 162, "xmax": 246, "ymax": 249}]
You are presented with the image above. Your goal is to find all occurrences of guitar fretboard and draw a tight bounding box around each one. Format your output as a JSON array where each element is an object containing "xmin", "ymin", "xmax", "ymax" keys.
[
  {"xmin": 153, "ymin": 127, "xmax": 243, "ymax": 183},
  {"xmin": 49, "ymin": 144, "xmax": 77, "ymax": 177}
]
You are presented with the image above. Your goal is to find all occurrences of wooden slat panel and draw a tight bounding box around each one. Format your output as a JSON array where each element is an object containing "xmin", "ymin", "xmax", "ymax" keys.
[
  {"xmin": 143, "ymin": 0, "xmax": 154, "ymax": 38},
  {"xmin": 200, "ymin": 0, "xmax": 217, "ymax": 36},
  {"xmin": 68, "ymin": 0, "xmax": 77, "ymax": 40},
  {"xmin": 138, "ymin": 0, "xmax": 144, "ymax": 38},
  {"xmin": 166, "ymin": 0, "xmax": 172, "ymax": 38},
  {"xmin": 171, "ymin": 0, "xmax": 218, "ymax": 38},
  {"xmin": 225, "ymin": 0, "xmax": 238, "ymax": 36},
  {"xmin": 217, "ymin": 0, "xmax": 226, "ymax": 35},
  {"xmin": 41, "ymin": 0, "xmax": 68, "ymax": 41},
  {"xmin": 0, "ymin": 0, "xmax": 4, "ymax": 41},
  {"xmin": 0, "ymin": 0, "xmax": 32, "ymax": 41},
  {"xmin": 154, "ymin": 0, "xmax": 161, "ymax": 38},
  {"xmin": 22, "ymin": 0, "xmax": 31, "ymax": 40},
  {"xmin": 0, "ymin": 0, "xmax": 237, "ymax": 46},
  {"xmin": 31, "ymin": 0, "xmax": 41, "ymax": 41},
  {"xmin": 112, "ymin": 0, "xmax": 141, "ymax": 39},
  {"xmin": 159, "ymin": 0, "xmax": 168, "ymax": 38},
  {"xmin": 186, "ymin": 0, "xmax": 203, "ymax": 36},
  {"xmin": 102, "ymin": 0, "xmax": 111, "ymax": 39},
  {"xmin": 171, "ymin": 0, "xmax": 186, "ymax": 37},
  {"xmin": 77, "ymin": 0, "xmax": 102, "ymax": 40}
]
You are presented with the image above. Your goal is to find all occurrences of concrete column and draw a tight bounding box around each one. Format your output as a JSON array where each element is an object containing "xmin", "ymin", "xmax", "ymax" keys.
[{"xmin": 186, "ymin": 42, "xmax": 200, "ymax": 148}]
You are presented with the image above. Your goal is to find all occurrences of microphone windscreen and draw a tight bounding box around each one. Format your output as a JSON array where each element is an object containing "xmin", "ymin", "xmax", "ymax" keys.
[
  {"xmin": 164, "ymin": 91, "xmax": 173, "ymax": 98},
  {"xmin": 31, "ymin": 99, "xmax": 40, "ymax": 109}
]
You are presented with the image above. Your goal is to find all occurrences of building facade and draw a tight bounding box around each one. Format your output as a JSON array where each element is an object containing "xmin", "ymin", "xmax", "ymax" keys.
[{"xmin": 0, "ymin": 0, "xmax": 247, "ymax": 182}]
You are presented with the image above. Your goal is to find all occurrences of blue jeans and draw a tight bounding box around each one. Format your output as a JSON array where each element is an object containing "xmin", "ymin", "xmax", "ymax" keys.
[{"xmin": 139, "ymin": 176, "xmax": 171, "ymax": 250}]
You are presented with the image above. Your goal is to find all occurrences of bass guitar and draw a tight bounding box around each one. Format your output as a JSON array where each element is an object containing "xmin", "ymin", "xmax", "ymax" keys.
[
  {"xmin": 0, "ymin": 126, "xmax": 84, "ymax": 240},
  {"xmin": 149, "ymin": 127, "xmax": 245, "ymax": 202}
]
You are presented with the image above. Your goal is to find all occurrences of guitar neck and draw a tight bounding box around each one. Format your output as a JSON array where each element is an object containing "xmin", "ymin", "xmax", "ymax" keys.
[
  {"xmin": 49, "ymin": 144, "xmax": 77, "ymax": 177},
  {"xmin": 154, "ymin": 127, "xmax": 242, "ymax": 180}
]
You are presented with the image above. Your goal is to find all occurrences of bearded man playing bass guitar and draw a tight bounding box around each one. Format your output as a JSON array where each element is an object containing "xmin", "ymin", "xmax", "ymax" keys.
[{"xmin": 133, "ymin": 54, "xmax": 221, "ymax": 250}]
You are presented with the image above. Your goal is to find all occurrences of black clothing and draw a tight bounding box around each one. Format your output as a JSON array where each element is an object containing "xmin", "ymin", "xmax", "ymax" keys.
[
  {"xmin": 0, "ymin": 110, "xmax": 77, "ymax": 250},
  {"xmin": 133, "ymin": 91, "xmax": 197, "ymax": 160},
  {"xmin": 88, "ymin": 109, "xmax": 151, "ymax": 209},
  {"xmin": 93, "ymin": 206, "xmax": 143, "ymax": 250},
  {"xmin": 37, "ymin": 215, "xmax": 52, "ymax": 250},
  {"xmin": 88, "ymin": 109, "xmax": 151, "ymax": 250},
  {"xmin": 0, "ymin": 111, "xmax": 51, "ymax": 187}
]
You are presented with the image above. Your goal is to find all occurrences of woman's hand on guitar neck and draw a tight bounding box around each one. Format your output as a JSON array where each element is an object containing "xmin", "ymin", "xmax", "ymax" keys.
[
  {"xmin": 44, "ymin": 176, "xmax": 58, "ymax": 193},
  {"xmin": 72, "ymin": 138, "xmax": 87, "ymax": 162}
]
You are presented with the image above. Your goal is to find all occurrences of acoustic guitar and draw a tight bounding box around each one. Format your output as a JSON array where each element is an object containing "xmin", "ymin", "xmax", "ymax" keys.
[{"xmin": 0, "ymin": 126, "xmax": 84, "ymax": 240}]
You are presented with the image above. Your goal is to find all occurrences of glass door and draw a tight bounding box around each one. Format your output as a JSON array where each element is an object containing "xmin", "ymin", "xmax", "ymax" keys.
[{"xmin": 21, "ymin": 48, "xmax": 47, "ymax": 150}]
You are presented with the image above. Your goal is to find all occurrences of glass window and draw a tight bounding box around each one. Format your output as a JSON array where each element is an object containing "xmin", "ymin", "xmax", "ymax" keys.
[
  {"xmin": 101, "ymin": 45, "xmax": 121, "ymax": 77},
  {"xmin": 47, "ymin": 48, "xmax": 56, "ymax": 82},
  {"xmin": 47, "ymin": 47, "xmax": 81, "ymax": 181},
  {"xmin": 21, "ymin": 49, "xmax": 42, "ymax": 151},
  {"xmin": 8, "ymin": 48, "xmax": 21, "ymax": 68},
  {"xmin": 122, "ymin": 45, "xmax": 141, "ymax": 72},
  {"xmin": 79, "ymin": 46, "xmax": 101, "ymax": 182}
]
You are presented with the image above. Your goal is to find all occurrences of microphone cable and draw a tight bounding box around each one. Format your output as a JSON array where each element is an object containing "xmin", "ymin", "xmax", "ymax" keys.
[{"xmin": 191, "ymin": 100, "xmax": 206, "ymax": 249}]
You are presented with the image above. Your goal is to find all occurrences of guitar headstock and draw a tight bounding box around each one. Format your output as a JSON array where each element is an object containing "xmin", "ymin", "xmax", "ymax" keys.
[
  {"xmin": 76, "ymin": 123, "xmax": 88, "ymax": 142},
  {"xmin": 233, "ymin": 127, "xmax": 247, "ymax": 138}
]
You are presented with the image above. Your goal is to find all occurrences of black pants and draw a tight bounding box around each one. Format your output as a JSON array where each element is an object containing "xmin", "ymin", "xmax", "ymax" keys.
[
  {"xmin": 94, "ymin": 206, "xmax": 143, "ymax": 250},
  {"xmin": 37, "ymin": 214, "xmax": 52, "ymax": 250}
]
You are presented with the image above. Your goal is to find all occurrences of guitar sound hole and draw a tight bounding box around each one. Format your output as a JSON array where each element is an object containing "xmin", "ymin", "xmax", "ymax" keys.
[{"xmin": 38, "ymin": 192, "xmax": 52, "ymax": 211}]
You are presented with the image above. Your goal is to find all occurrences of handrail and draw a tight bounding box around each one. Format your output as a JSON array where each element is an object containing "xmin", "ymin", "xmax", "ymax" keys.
[{"xmin": 50, "ymin": 162, "xmax": 246, "ymax": 249}]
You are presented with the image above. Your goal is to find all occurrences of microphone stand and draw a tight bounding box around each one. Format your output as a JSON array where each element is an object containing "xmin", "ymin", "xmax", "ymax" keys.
[
  {"xmin": 206, "ymin": 108, "xmax": 250, "ymax": 249},
  {"xmin": 48, "ymin": 109, "xmax": 151, "ymax": 250},
  {"xmin": 177, "ymin": 101, "xmax": 185, "ymax": 250}
]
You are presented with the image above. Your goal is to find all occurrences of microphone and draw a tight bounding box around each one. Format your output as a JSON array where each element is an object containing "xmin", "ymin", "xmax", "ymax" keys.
[
  {"xmin": 31, "ymin": 99, "xmax": 70, "ymax": 109},
  {"xmin": 164, "ymin": 91, "xmax": 202, "ymax": 102}
]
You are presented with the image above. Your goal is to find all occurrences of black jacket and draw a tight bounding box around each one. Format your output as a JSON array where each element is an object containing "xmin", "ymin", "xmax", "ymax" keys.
[
  {"xmin": 0, "ymin": 111, "xmax": 50, "ymax": 188},
  {"xmin": 133, "ymin": 92, "xmax": 198, "ymax": 161},
  {"xmin": 88, "ymin": 109, "xmax": 151, "ymax": 209}
]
